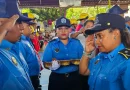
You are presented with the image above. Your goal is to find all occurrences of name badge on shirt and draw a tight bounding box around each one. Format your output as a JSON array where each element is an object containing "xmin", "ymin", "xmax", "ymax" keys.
[
  {"xmin": 12, "ymin": 57, "xmax": 18, "ymax": 66},
  {"xmin": 55, "ymin": 48, "xmax": 60, "ymax": 53},
  {"xmin": 94, "ymin": 59, "xmax": 100, "ymax": 64}
]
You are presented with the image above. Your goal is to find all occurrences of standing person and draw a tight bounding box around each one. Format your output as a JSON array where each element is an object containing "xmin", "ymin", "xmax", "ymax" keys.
[
  {"xmin": 70, "ymin": 13, "xmax": 89, "ymax": 48},
  {"xmin": 43, "ymin": 17, "xmax": 83, "ymax": 90},
  {"xmin": 80, "ymin": 19, "xmax": 95, "ymax": 90},
  {"xmin": 80, "ymin": 13, "xmax": 130, "ymax": 90},
  {"xmin": 0, "ymin": 0, "xmax": 34, "ymax": 89},
  {"xmin": 20, "ymin": 21, "xmax": 42, "ymax": 90}
]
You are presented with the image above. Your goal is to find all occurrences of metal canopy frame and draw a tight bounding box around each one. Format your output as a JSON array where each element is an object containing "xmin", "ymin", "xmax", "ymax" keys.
[{"xmin": 19, "ymin": 0, "xmax": 130, "ymax": 8}]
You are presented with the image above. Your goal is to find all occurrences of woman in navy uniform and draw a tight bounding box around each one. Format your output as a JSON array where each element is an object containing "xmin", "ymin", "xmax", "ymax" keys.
[
  {"xmin": 43, "ymin": 17, "xmax": 84, "ymax": 90},
  {"xmin": 80, "ymin": 13, "xmax": 130, "ymax": 90}
]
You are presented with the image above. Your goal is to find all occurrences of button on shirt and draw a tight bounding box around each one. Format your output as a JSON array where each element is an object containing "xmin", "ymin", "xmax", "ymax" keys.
[
  {"xmin": 88, "ymin": 43, "xmax": 130, "ymax": 90},
  {"xmin": 42, "ymin": 38, "xmax": 83, "ymax": 74},
  {"xmin": 20, "ymin": 35, "xmax": 40, "ymax": 76}
]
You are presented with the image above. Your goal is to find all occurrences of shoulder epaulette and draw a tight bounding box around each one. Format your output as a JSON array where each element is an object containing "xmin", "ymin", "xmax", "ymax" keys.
[{"xmin": 118, "ymin": 48, "xmax": 130, "ymax": 59}]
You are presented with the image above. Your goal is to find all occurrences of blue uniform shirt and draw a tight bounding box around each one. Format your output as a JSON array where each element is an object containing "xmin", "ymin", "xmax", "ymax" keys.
[
  {"xmin": 0, "ymin": 40, "xmax": 34, "ymax": 90},
  {"xmin": 88, "ymin": 43, "xmax": 130, "ymax": 90},
  {"xmin": 42, "ymin": 38, "xmax": 83, "ymax": 73},
  {"xmin": 0, "ymin": 40, "xmax": 29, "ymax": 73},
  {"xmin": 20, "ymin": 35, "xmax": 40, "ymax": 76}
]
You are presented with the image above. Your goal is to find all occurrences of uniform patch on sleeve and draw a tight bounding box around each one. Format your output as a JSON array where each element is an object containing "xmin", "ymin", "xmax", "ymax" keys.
[{"xmin": 118, "ymin": 48, "xmax": 130, "ymax": 59}]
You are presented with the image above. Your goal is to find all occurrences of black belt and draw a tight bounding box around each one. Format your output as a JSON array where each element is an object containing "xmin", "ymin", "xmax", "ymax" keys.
[{"xmin": 51, "ymin": 71, "xmax": 79, "ymax": 77}]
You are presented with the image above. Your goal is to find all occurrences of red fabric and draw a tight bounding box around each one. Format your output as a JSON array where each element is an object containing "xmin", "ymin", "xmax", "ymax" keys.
[
  {"xmin": 31, "ymin": 36, "xmax": 40, "ymax": 52},
  {"xmin": 39, "ymin": 36, "xmax": 43, "ymax": 41},
  {"xmin": 48, "ymin": 19, "xmax": 52, "ymax": 25},
  {"xmin": 76, "ymin": 24, "xmax": 83, "ymax": 32}
]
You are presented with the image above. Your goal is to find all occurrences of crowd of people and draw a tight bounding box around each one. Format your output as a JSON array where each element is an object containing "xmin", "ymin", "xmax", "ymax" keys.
[{"xmin": 0, "ymin": 0, "xmax": 130, "ymax": 90}]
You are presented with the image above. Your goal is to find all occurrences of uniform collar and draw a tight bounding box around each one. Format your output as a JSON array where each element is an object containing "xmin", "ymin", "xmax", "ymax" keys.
[
  {"xmin": 0, "ymin": 40, "xmax": 14, "ymax": 50},
  {"xmin": 102, "ymin": 43, "xmax": 125, "ymax": 62},
  {"xmin": 21, "ymin": 34, "xmax": 26, "ymax": 40},
  {"xmin": 21, "ymin": 34, "xmax": 30, "ymax": 41}
]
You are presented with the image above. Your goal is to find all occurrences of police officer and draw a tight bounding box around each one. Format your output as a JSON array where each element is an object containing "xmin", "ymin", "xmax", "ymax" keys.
[
  {"xmin": 0, "ymin": 0, "xmax": 34, "ymax": 89},
  {"xmin": 20, "ymin": 20, "xmax": 41, "ymax": 90},
  {"xmin": 80, "ymin": 13, "xmax": 130, "ymax": 90},
  {"xmin": 43, "ymin": 17, "xmax": 83, "ymax": 90}
]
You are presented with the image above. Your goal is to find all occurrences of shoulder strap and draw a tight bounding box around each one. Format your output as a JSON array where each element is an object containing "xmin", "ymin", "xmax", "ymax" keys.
[{"xmin": 118, "ymin": 48, "xmax": 130, "ymax": 59}]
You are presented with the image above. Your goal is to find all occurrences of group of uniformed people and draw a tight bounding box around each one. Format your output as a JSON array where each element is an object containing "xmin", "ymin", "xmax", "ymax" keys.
[
  {"xmin": 43, "ymin": 4, "xmax": 130, "ymax": 90},
  {"xmin": 0, "ymin": 0, "xmax": 41, "ymax": 90},
  {"xmin": 1, "ymin": 0, "xmax": 130, "ymax": 90}
]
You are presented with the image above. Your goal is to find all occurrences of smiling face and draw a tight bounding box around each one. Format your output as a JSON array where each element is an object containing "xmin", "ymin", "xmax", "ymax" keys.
[
  {"xmin": 56, "ymin": 26, "xmax": 70, "ymax": 40},
  {"xmin": 94, "ymin": 29, "xmax": 121, "ymax": 53}
]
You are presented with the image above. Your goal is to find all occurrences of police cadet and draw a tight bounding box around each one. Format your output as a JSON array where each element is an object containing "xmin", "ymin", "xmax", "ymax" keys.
[
  {"xmin": 20, "ymin": 19, "xmax": 41, "ymax": 90},
  {"xmin": 43, "ymin": 17, "xmax": 83, "ymax": 90},
  {"xmin": 80, "ymin": 13, "xmax": 130, "ymax": 90},
  {"xmin": 0, "ymin": 0, "xmax": 34, "ymax": 90}
]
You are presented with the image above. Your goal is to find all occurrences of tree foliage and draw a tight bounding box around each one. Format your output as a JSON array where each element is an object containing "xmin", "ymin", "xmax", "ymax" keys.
[
  {"xmin": 21, "ymin": 6, "xmax": 110, "ymax": 21},
  {"xmin": 66, "ymin": 6, "xmax": 110, "ymax": 19}
]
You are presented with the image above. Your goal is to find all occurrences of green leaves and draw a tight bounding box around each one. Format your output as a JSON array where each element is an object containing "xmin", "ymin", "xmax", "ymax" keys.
[{"xmin": 21, "ymin": 6, "xmax": 110, "ymax": 21}]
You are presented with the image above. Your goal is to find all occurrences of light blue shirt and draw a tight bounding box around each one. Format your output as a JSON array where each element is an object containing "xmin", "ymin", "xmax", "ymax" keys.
[
  {"xmin": 0, "ymin": 40, "xmax": 34, "ymax": 90},
  {"xmin": 88, "ymin": 43, "xmax": 130, "ymax": 90},
  {"xmin": 20, "ymin": 35, "xmax": 40, "ymax": 76},
  {"xmin": 42, "ymin": 38, "xmax": 83, "ymax": 73},
  {"xmin": 0, "ymin": 40, "xmax": 29, "ymax": 73}
]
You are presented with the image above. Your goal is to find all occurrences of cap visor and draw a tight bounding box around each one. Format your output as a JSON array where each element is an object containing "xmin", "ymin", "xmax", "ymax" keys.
[
  {"xmin": 26, "ymin": 21, "xmax": 36, "ymax": 25},
  {"xmin": 17, "ymin": 15, "xmax": 32, "ymax": 22},
  {"xmin": 85, "ymin": 25, "xmax": 108, "ymax": 35},
  {"xmin": 121, "ymin": 9, "xmax": 129, "ymax": 14},
  {"xmin": 56, "ymin": 24, "xmax": 71, "ymax": 28}
]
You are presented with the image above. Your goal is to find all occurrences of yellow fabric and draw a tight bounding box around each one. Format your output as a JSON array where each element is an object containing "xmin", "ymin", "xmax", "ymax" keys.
[
  {"xmin": 30, "ymin": 25, "xmax": 35, "ymax": 33},
  {"xmin": 88, "ymin": 17, "xmax": 95, "ymax": 21},
  {"xmin": 28, "ymin": 13, "xmax": 35, "ymax": 19},
  {"xmin": 70, "ymin": 19, "xmax": 78, "ymax": 24},
  {"xmin": 79, "ymin": 13, "xmax": 89, "ymax": 20},
  {"xmin": 36, "ymin": 32, "xmax": 39, "ymax": 36}
]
